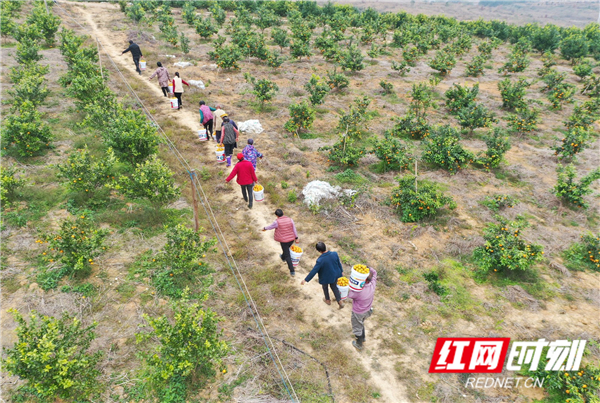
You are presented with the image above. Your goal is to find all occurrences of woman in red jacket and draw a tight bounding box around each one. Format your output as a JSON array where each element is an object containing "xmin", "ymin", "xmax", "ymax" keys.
[
  {"xmin": 225, "ymin": 154, "xmax": 257, "ymax": 209},
  {"xmin": 262, "ymin": 209, "xmax": 299, "ymax": 276}
]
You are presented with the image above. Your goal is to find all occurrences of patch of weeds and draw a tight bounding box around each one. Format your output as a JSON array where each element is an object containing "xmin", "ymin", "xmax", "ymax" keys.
[
  {"xmin": 61, "ymin": 282, "xmax": 96, "ymax": 297},
  {"xmin": 122, "ymin": 381, "xmax": 148, "ymax": 402},
  {"xmin": 562, "ymin": 232, "xmax": 599, "ymax": 272},
  {"xmin": 36, "ymin": 266, "xmax": 69, "ymax": 290},
  {"xmin": 334, "ymin": 169, "xmax": 366, "ymax": 185},
  {"xmin": 435, "ymin": 260, "xmax": 483, "ymax": 320},
  {"xmin": 264, "ymin": 182, "xmax": 282, "ymax": 206},
  {"xmin": 287, "ymin": 190, "xmax": 297, "ymax": 203},
  {"xmin": 423, "ymin": 271, "xmax": 448, "ymax": 296},
  {"xmin": 376, "ymin": 266, "xmax": 396, "ymax": 287},
  {"xmin": 493, "ymin": 169, "xmax": 529, "ymax": 187},
  {"xmin": 472, "ymin": 260, "xmax": 553, "ymax": 300},
  {"xmin": 198, "ymin": 166, "xmax": 211, "ymax": 181},
  {"xmin": 218, "ymin": 373, "xmax": 252, "ymax": 400},
  {"xmin": 4, "ymin": 186, "xmax": 66, "ymax": 228},
  {"xmin": 281, "ymin": 181, "xmax": 288, "ymax": 189},
  {"xmin": 416, "ymin": 382, "xmax": 436, "ymax": 401},
  {"xmin": 340, "ymin": 255, "xmax": 352, "ymax": 265},
  {"xmin": 116, "ymin": 282, "xmax": 136, "ymax": 301},
  {"xmin": 480, "ymin": 194, "xmax": 519, "ymax": 211},
  {"xmin": 99, "ymin": 206, "xmax": 191, "ymax": 238},
  {"xmin": 2, "ymin": 275, "xmax": 22, "ymax": 294},
  {"xmin": 298, "ymin": 131, "xmax": 318, "ymax": 139},
  {"xmin": 396, "ymin": 266, "xmax": 419, "ymax": 284}
]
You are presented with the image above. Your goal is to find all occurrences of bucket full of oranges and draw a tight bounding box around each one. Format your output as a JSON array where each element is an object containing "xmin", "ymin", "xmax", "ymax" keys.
[
  {"xmin": 349, "ymin": 264, "xmax": 370, "ymax": 292},
  {"xmin": 337, "ymin": 277, "xmax": 350, "ymax": 300},
  {"xmin": 289, "ymin": 245, "xmax": 303, "ymax": 267},
  {"xmin": 215, "ymin": 145, "xmax": 225, "ymax": 163},
  {"xmin": 253, "ymin": 184, "xmax": 264, "ymax": 201}
]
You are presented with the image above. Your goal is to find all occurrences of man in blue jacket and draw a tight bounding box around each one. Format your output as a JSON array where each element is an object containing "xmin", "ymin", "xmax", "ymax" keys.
[{"xmin": 301, "ymin": 242, "xmax": 344, "ymax": 309}]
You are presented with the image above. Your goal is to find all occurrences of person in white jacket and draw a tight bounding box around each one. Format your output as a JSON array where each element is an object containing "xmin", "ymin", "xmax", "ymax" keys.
[{"xmin": 172, "ymin": 72, "xmax": 190, "ymax": 110}]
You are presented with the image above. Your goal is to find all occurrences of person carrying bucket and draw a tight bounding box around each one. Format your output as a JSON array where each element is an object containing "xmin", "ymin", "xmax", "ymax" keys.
[
  {"xmin": 121, "ymin": 40, "xmax": 143, "ymax": 75},
  {"xmin": 148, "ymin": 62, "xmax": 170, "ymax": 97},
  {"xmin": 242, "ymin": 139, "xmax": 263, "ymax": 170},
  {"xmin": 172, "ymin": 72, "xmax": 190, "ymax": 110},
  {"xmin": 212, "ymin": 105, "xmax": 228, "ymax": 143},
  {"xmin": 199, "ymin": 101, "xmax": 216, "ymax": 140},
  {"xmin": 219, "ymin": 116, "xmax": 239, "ymax": 167},
  {"xmin": 262, "ymin": 209, "xmax": 299, "ymax": 277},
  {"xmin": 347, "ymin": 267, "xmax": 377, "ymax": 350},
  {"xmin": 225, "ymin": 154, "xmax": 257, "ymax": 209},
  {"xmin": 301, "ymin": 242, "xmax": 344, "ymax": 309}
]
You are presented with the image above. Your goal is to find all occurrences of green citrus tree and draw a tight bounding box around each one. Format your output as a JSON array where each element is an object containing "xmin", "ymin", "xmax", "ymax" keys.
[
  {"xmin": 115, "ymin": 155, "xmax": 181, "ymax": 209},
  {"xmin": 137, "ymin": 298, "xmax": 228, "ymax": 403},
  {"xmin": 2, "ymin": 310, "xmax": 102, "ymax": 402}
]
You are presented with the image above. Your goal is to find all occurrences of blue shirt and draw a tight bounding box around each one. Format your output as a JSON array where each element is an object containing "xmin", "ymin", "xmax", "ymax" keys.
[{"xmin": 304, "ymin": 251, "xmax": 343, "ymax": 285}]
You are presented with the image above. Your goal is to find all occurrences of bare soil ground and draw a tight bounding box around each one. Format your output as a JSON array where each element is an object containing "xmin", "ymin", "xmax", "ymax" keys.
[{"xmin": 1, "ymin": 1, "xmax": 599, "ymax": 403}]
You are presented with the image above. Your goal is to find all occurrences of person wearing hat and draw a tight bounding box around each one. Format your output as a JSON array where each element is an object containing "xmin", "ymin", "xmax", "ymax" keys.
[
  {"xmin": 212, "ymin": 105, "xmax": 227, "ymax": 142},
  {"xmin": 242, "ymin": 139, "xmax": 263, "ymax": 170},
  {"xmin": 121, "ymin": 40, "xmax": 143, "ymax": 75},
  {"xmin": 225, "ymin": 153, "xmax": 258, "ymax": 209}
]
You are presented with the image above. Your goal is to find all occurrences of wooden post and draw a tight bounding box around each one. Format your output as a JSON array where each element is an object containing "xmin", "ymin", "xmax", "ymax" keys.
[
  {"xmin": 414, "ymin": 159, "xmax": 418, "ymax": 193},
  {"xmin": 189, "ymin": 170, "xmax": 200, "ymax": 232},
  {"xmin": 96, "ymin": 38, "xmax": 104, "ymax": 80}
]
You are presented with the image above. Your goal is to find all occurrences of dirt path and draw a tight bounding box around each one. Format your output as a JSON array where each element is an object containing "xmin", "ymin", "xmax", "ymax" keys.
[{"xmin": 65, "ymin": 2, "xmax": 410, "ymax": 402}]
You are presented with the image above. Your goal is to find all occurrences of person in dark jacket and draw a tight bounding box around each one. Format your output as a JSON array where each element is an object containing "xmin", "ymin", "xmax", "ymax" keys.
[
  {"xmin": 301, "ymin": 242, "xmax": 344, "ymax": 309},
  {"xmin": 225, "ymin": 153, "xmax": 258, "ymax": 209},
  {"xmin": 121, "ymin": 40, "xmax": 143, "ymax": 75},
  {"xmin": 220, "ymin": 116, "xmax": 239, "ymax": 167}
]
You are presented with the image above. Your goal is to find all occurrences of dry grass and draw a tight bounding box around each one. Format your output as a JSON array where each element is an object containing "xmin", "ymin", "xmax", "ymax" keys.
[{"xmin": 2, "ymin": 2, "xmax": 600, "ymax": 402}]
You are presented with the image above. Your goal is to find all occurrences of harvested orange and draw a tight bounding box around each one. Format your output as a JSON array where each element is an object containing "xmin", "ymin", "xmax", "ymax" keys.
[
  {"xmin": 253, "ymin": 184, "xmax": 263, "ymax": 192},
  {"xmin": 337, "ymin": 277, "xmax": 349, "ymax": 287},
  {"xmin": 290, "ymin": 245, "xmax": 302, "ymax": 253},
  {"xmin": 353, "ymin": 264, "xmax": 369, "ymax": 274}
]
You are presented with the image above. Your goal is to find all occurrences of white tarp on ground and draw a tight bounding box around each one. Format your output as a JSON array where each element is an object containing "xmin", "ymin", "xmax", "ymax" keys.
[
  {"xmin": 173, "ymin": 61, "xmax": 193, "ymax": 68},
  {"xmin": 238, "ymin": 120, "xmax": 264, "ymax": 134},
  {"xmin": 188, "ymin": 80, "xmax": 205, "ymax": 89},
  {"xmin": 302, "ymin": 180, "xmax": 357, "ymax": 206}
]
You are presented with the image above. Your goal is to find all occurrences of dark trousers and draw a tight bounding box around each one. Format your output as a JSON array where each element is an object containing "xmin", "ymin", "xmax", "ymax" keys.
[
  {"xmin": 174, "ymin": 92, "xmax": 183, "ymax": 108},
  {"xmin": 215, "ymin": 130, "xmax": 222, "ymax": 143},
  {"xmin": 241, "ymin": 183, "xmax": 254, "ymax": 208},
  {"xmin": 280, "ymin": 240, "xmax": 294, "ymax": 273},
  {"xmin": 224, "ymin": 143, "xmax": 235, "ymax": 156},
  {"xmin": 322, "ymin": 283, "xmax": 342, "ymax": 302},
  {"xmin": 204, "ymin": 119, "xmax": 214, "ymax": 138},
  {"xmin": 161, "ymin": 86, "xmax": 168, "ymax": 96},
  {"xmin": 133, "ymin": 57, "xmax": 141, "ymax": 73}
]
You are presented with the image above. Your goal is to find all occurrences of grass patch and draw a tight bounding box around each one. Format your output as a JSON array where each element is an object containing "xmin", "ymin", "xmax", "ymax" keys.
[
  {"xmin": 98, "ymin": 206, "xmax": 192, "ymax": 238},
  {"xmin": 116, "ymin": 282, "xmax": 136, "ymax": 301},
  {"xmin": 298, "ymin": 131, "xmax": 318, "ymax": 139},
  {"xmin": 333, "ymin": 169, "xmax": 367, "ymax": 186}
]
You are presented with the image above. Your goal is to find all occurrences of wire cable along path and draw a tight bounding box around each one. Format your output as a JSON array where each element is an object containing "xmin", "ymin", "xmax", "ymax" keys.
[{"xmin": 54, "ymin": 3, "xmax": 305, "ymax": 402}]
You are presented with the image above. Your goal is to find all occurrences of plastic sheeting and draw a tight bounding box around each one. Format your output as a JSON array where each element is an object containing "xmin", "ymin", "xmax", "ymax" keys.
[
  {"xmin": 173, "ymin": 61, "xmax": 193, "ymax": 68},
  {"xmin": 302, "ymin": 180, "xmax": 357, "ymax": 206},
  {"xmin": 238, "ymin": 120, "xmax": 264, "ymax": 134},
  {"xmin": 188, "ymin": 80, "xmax": 205, "ymax": 89}
]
